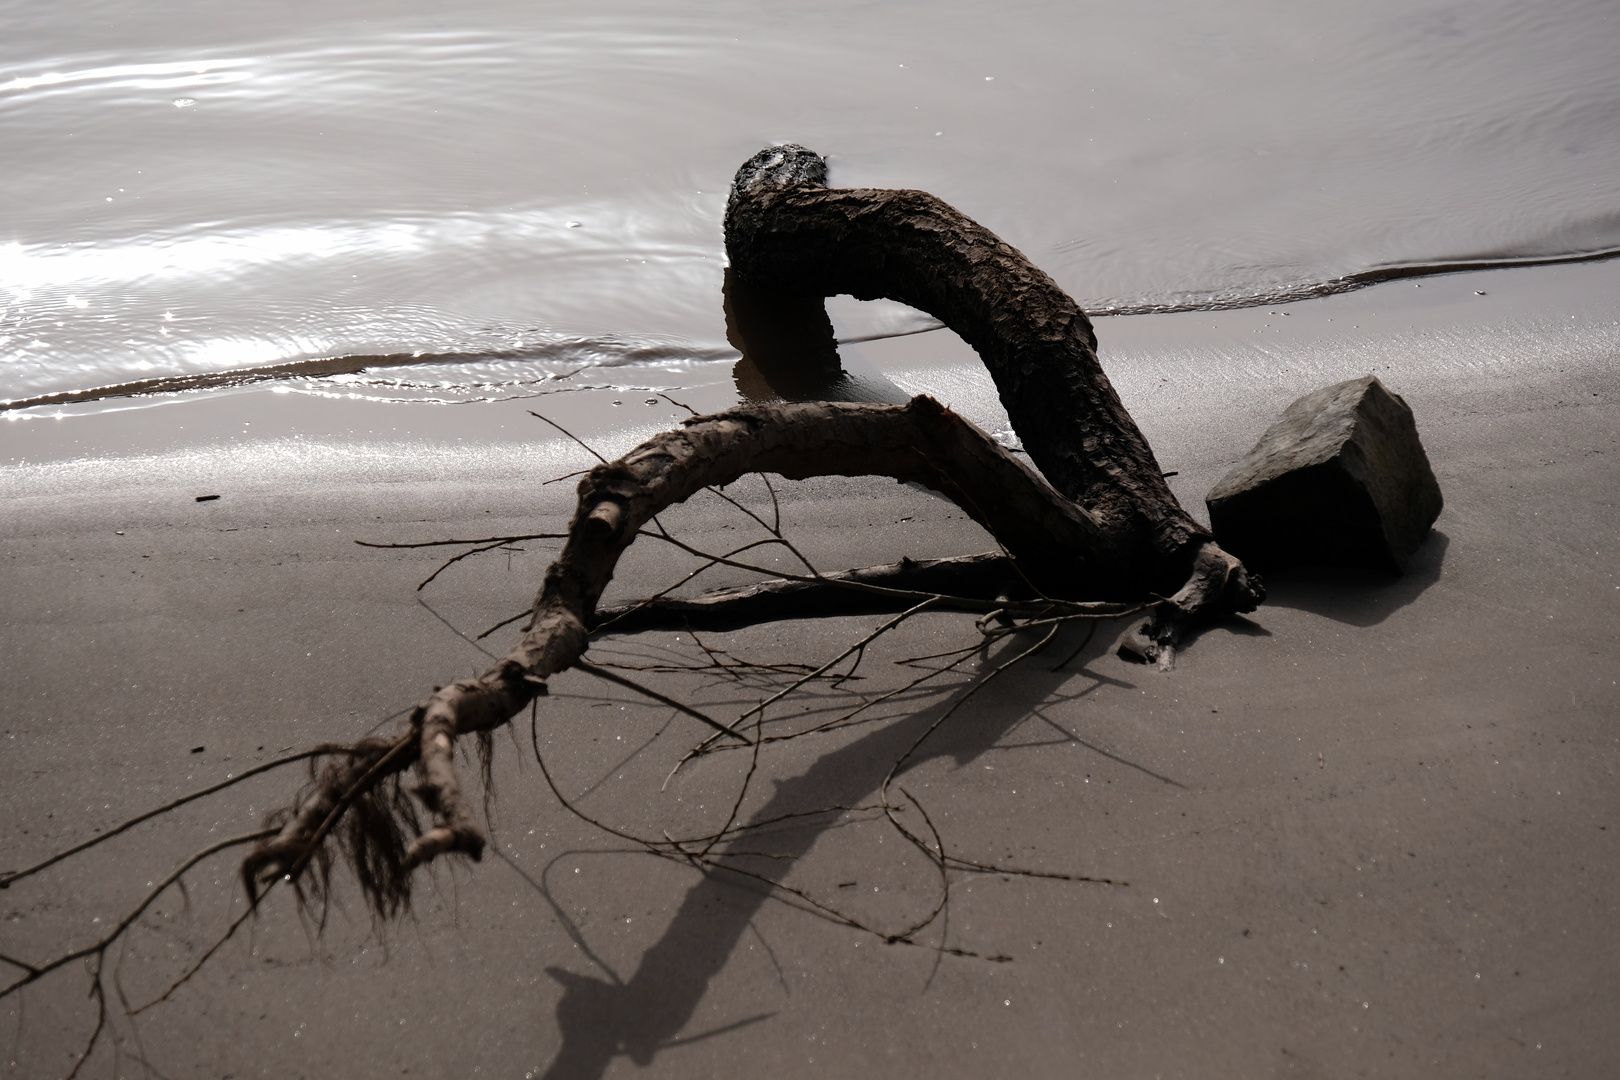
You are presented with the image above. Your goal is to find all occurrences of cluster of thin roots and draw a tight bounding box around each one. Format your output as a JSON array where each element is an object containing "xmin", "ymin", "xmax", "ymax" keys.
[{"xmin": 243, "ymin": 737, "xmax": 425, "ymax": 920}]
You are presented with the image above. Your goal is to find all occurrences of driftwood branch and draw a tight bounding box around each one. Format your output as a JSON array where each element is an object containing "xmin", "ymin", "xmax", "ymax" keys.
[
  {"xmin": 236, "ymin": 145, "xmax": 1264, "ymax": 901},
  {"xmin": 5, "ymin": 148, "xmax": 1273, "ymax": 1066},
  {"xmin": 240, "ymin": 389, "xmax": 1199, "ymax": 898},
  {"xmin": 725, "ymin": 144, "xmax": 1262, "ymax": 657},
  {"xmin": 727, "ymin": 146, "xmax": 1205, "ymax": 578}
]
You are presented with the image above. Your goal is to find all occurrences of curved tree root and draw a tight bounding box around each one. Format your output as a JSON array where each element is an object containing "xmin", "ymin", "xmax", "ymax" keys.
[
  {"xmin": 725, "ymin": 144, "xmax": 1208, "ymax": 587},
  {"xmin": 722, "ymin": 144, "xmax": 1262, "ymax": 659},
  {"xmin": 245, "ymin": 145, "xmax": 1264, "ymax": 912},
  {"xmin": 244, "ymin": 393, "xmax": 1256, "ymax": 909},
  {"xmin": 8, "ymin": 149, "xmax": 1273, "ymax": 1071}
]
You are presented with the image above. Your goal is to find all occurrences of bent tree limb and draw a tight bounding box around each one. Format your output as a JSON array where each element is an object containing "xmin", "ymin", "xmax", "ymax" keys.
[
  {"xmin": 248, "ymin": 145, "xmax": 1261, "ymax": 903},
  {"xmin": 6, "ymin": 147, "xmax": 1270, "ymax": 1075},
  {"xmin": 243, "ymin": 395, "xmax": 1168, "ymax": 892},
  {"xmin": 727, "ymin": 146, "xmax": 1194, "ymax": 573},
  {"xmin": 723, "ymin": 144, "xmax": 1262, "ymax": 656}
]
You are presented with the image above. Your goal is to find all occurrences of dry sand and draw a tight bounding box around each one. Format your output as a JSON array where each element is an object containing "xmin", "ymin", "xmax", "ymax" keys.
[{"xmin": 2, "ymin": 263, "xmax": 1617, "ymax": 1078}]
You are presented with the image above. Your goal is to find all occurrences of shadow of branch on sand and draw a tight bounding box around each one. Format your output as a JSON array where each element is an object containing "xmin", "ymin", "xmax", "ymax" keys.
[{"xmin": 520, "ymin": 623, "xmax": 1146, "ymax": 1079}]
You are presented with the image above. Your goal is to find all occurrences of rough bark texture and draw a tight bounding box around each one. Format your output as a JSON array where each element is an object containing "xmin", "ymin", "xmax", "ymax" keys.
[
  {"xmin": 248, "ymin": 147, "xmax": 1268, "ymax": 886},
  {"xmin": 1207, "ymin": 375, "xmax": 1443, "ymax": 573},
  {"xmin": 246, "ymin": 396, "xmax": 1165, "ymax": 882},
  {"xmin": 552, "ymin": 396, "xmax": 1128, "ymax": 603},
  {"xmin": 724, "ymin": 143, "xmax": 1210, "ymax": 596}
]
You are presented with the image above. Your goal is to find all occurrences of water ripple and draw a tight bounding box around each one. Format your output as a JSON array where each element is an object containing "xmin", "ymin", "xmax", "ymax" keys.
[{"xmin": 3, "ymin": 0, "xmax": 1617, "ymax": 407}]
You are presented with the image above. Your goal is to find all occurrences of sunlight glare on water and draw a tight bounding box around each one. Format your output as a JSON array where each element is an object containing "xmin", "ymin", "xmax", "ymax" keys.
[{"xmin": 2, "ymin": 0, "xmax": 1617, "ymax": 406}]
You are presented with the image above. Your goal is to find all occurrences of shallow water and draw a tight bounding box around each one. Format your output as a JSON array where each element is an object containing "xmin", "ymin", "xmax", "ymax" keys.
[{"xmin": 2, "ymin": 0, "xmax": 1618, "ymax": 407}]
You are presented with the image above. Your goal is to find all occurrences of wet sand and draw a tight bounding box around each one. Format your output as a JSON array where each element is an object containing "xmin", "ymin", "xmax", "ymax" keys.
[{"xmin": 3, "ymin": 272, "xmax": 1618, "ymax": 1078}]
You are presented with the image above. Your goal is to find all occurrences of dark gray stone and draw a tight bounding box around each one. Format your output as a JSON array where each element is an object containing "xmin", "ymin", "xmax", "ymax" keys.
[{"xmin": 1206, "ymin": 375, "xmax": 1443, "ymax": 573}]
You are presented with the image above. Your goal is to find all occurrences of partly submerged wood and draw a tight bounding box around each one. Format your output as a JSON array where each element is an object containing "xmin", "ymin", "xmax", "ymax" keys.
[
  {"xmin": 725, "ymin": 143, "xmax": 1210, "ymax": 594},
  {"xmin": 248, "ymin": 146, "xmax": 1266, "ymax": 890}
]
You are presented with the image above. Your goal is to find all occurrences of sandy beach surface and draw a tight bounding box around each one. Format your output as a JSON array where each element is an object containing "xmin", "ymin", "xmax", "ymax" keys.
[{"xmin": 3, "ymin": 262, "xmax": 1618, "ymax": 1078}]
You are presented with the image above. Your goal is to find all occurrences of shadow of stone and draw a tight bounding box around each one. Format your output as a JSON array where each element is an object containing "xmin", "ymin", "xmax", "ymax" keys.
[
  {"xmin": 1255, "ymin": 529, "xmax": 1449, "ymax": 628},
  {"xmin": 533, "ymin": 619, "xmax": 1146, "ymax": 1079}
]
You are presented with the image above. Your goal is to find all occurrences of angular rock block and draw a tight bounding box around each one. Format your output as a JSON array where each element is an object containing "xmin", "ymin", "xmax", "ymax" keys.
[{"xmin": 1206, "ymin": 376, "xmax": 1443, "ymax": 574}]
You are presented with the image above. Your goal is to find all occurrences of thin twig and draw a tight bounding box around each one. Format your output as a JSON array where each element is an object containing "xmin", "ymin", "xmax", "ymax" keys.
[
  {"xmin": 528, "ymin": 410, "xmax": 608, "ymax": 463},
  {"xmin": 1, "ymin": 829, "xmax": 275, "ymax": 999},
  {"xmin": 665, "ymin": 597, "xmax": 941, "ymax": 784},
  {"xmin": 590, "ymin": 536, "xmax": 791, "ymax": 637},
  {"xmin": 134, "ymin": 892, "xmax": 267, "ymax": 1014},
  {"xmin": 720, "ymin": 646, "xmax": 979, "ymax": 753},
  {"xmin": 887, "ymin": 787, "xmax": 950, "ymax": 942},
  {"xmin": 1, "ymin": 752, "xmax": 322, "ymax": 890},
  {"xmin": 63, "ymin": 962, "xmax": 105, "ymax": 1080},
  {"xmin": 874, "ymin": 622, "xmax": 1061, "ymax": 915},
  {"xmin": 762, "ymin": 474, "xmax": 781, "ymax": 535},
  {"xmin": 697, "ymin": 707, "xmax": 767, "ymax": 860},
  {"xmin": 354, "ymin": 533, "xmax": 565, "ymax": 550},
  {"xmin": 658, "ymin": 392, "xmax": 700, "ymax": 416},
  {"xmin": 1051, "ymin": 620, "xmax": 1099, "ymax": 672},
  {"xmin": 475, "ymin": 609, "xmax": 531, "ymax": 640},
  {"xmin": 703, "ymin": 483, "xmax": 783, "ymax": 541},
  {"xmin": 573, "ymin": 659, "xmax": 752, "ymax": 745},
  {"xmin": 414, "ymin": 537, "xmax": 561, "ymax": 591}
]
